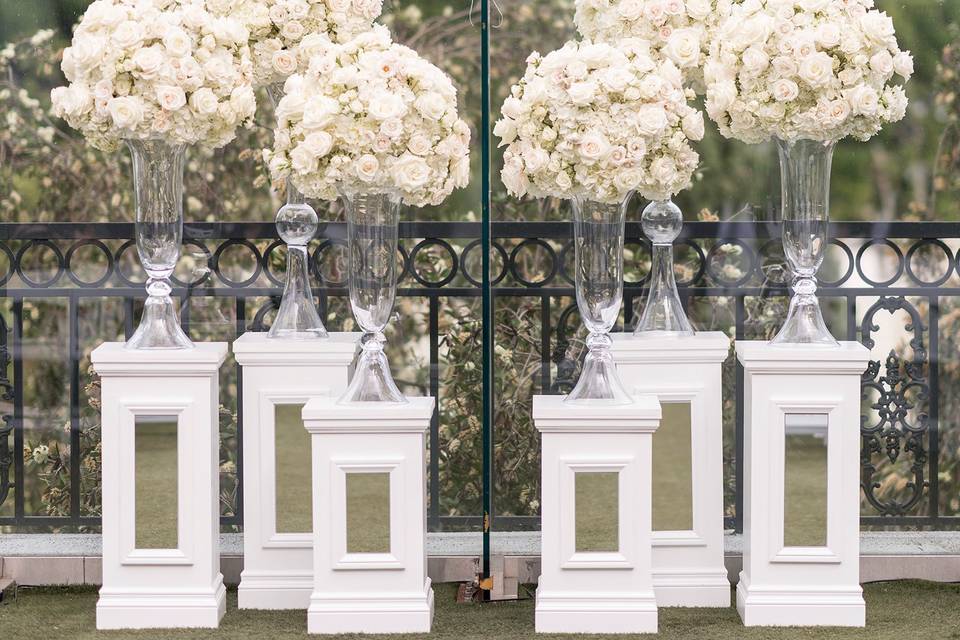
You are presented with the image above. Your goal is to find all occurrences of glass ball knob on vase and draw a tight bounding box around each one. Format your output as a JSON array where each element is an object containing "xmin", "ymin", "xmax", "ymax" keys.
[
  {"xmin": 125, "ymin": 138, "xmax": 194, "ymax": 350},
  {"xmin": 770, "ymin": 138, "xmax": 840, "ymax": 348},
  {"xmin": 338, "ymin": 188, "xmax": 406, "ymax": 404},
  {"xmin": 634, "ymin": 199, "xmax": 695, "ymax": 337},
  {"xmin": 565, "ymin": 194, "xmax": 634, "ymax": 405}
]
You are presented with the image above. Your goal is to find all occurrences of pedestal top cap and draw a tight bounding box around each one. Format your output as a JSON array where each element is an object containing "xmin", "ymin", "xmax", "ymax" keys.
[
  {"xmin": 232, "ymin": 331, "xmax": 360, "ymax": 365},
  {"xmin": 611, "ymin": 331, "xmax": 730, "ymax": 363},
  {"xmin": 302, "ymin": 395, "xmax": 435, "ymax": 434},
  {"xmin": 91, "ymin": 342, "xmax": 228, "ymax": 375},
  {"xmin": 736, "ymin": 340, "xmax": 870, "ymax": 373},
  {"xmin": 532, "ymin": 393, "xmax": 661, "ymax": 434}
]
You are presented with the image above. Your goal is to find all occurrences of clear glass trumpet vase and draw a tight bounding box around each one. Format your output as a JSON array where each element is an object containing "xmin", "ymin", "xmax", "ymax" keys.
[
  {"xmin": 770, "ymin": 138, "xmax": 840, "ymax": 348},
  {"xmin": 338, "ymin": 189, "xmax": 407, "ymax": 404},
  {"xmin": 634, "ymin": 199, "xmax": 695, "ymax": 337},
  {"xmin": 565, "ymin": 194, "xmax": 633, "ymax": 405},
  {"xmin": 124, "ymin": 138, "xmax": 194, "ymax": 350},
  {"xmin": 267, "ymin": 83, "xmax": 327, "ymax": 339}
]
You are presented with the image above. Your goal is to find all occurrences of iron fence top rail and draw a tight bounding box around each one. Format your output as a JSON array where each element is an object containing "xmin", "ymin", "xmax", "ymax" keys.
[{"xmin": 1, "ymin": 220, "xmax": 958, "ymax": 241}]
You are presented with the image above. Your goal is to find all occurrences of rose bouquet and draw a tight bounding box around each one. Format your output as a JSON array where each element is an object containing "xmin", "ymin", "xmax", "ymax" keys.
[
  {"xmin": 213, "ymin": 0, "xmax": 383, "ymax": 88},
  {"xmin": 51, "ymin": 0, "xmax": 256, "ymax": 152},
  {"xmin": 495, "ymin": 38, "xmax": 703, "ymax": 204},
  {"xmin": 573, "ymin": 0, "xmax": 731, "ymax": 89},
  {"xmin": 704, "ymin": 0, "xmax": 912, "ymax": 143},
  {"xmin": 267, "ymin": 25, "xmax": 471, "ymax": 206}
]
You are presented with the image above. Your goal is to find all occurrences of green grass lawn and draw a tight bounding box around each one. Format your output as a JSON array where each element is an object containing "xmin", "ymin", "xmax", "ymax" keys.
[{"xmin": 2, "ymin": 582, "xmax": 959, "ymax": 639}]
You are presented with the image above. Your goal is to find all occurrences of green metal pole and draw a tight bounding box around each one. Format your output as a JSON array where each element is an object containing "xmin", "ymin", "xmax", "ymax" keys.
[{"xmin": 479, "ymin": 0, "xmax": 493, "ymax": 598}]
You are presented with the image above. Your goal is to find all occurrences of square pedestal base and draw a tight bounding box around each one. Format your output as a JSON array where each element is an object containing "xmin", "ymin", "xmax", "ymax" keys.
[
  {"xmin": 535, "ymin": 588, "xmax": 658, "ymax": 634},
  {"xmin": 654, "ymin": 570, "xmax": 731, "ymax": 607},
  {"xmin": 736, "ymin": 579, "xmax": 865, "ymax": 627},
  {"xmin": 96, "ymin": 580, "xmax": 227, "ymax": 629},
  {"xmin": 237, "ymin": 573, "xmax": 312, "ymax": 609},
  {"xmin": 307, "ymin": 580, "xmax": 434, "ymax": 634}
]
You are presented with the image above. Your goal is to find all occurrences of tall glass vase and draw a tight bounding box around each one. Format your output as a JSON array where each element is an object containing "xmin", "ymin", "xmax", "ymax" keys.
[
  {"xmin": 125, "ymin": 139, "xmax": 194, "ymax": 350},
  {"xmin": 267, "ymin": 82, "xmax": 327, "ymax": 339},
  {"xmin": 634, "ymin": 199, "xmax": 694, "ymax": 336},
  {"xmin": 338, "ymin": 189, "xmax": 406, "ymax": 404},
  {"xmin": 565, "ymin": 195, "xmax": 633, "ymax": 405},
  {"xmin": 770, "ymin": 138, "xmax": 839, "ymax": 347}
]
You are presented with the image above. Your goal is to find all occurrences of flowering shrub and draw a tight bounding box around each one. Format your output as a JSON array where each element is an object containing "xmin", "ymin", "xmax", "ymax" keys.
[
  {"xmin": 267, "ymin": 25, "xmax": 471, "ymax": 206},
  {"xmin": 496, "ymin": 39, "xmax": 704, "ymax": 203},
  {"xmin": 50, "ymin": 0, "xmax": 257, "ymax": 151},
  {"xmin": 704, "ymin": 0, "xmax": 913, "ymax": 143}
]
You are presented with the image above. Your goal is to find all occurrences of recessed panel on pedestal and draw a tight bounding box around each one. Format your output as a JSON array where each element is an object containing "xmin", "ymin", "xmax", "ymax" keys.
[
  {"xmin": 652, "ymin": 402, "xmax": 693, "ymax": 532},
  {"xmin": 575, "ymin": 471, "xmax": 619, "ymax": 553},
  {"xmin": 134, "ymin": 417, "xmax": 178, "ymax": 550},
  {"xmin": 784, "ymin": 414, "xmax": 829, "ymax": 548},
  {"xmin": 346, "ymin": 472, "xmax": 391, "ymax": 554},
  {"xmin": 275, "ymin": 402, "xmax": 311, "ymax": 534}
]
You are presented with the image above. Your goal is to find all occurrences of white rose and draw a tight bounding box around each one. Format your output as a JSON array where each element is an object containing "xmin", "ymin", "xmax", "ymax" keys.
[
  {"xmin": 706, "ymin": 81, "xmax": 736, "ymax": 114},
  {"xmin": 616, "ymin": 0, "xmax": 644, "ymax": 21},
  {"xmin": 798, "ymin": 52, "xmax": 834, "ymax": 89},
  {"xmin": 298, "ymin": 34, "xmax": 333, "ymax": 61},
  {"xmin": 681, "ymin": 110, "xmax": 705, "ymax": 141},
  {"xmin": 163, "ymin": 28, "xmax": 192, "ymax": 58},
  {"xmin": 230, "ymin": 86, "xmax": 256, "ymax": 119},
  {"xmin": 501, "ymin": 96, "xmax": 524, "ymax": 120},
  {"xmin": 555, "ymin": 171, "xmax": 573, "ymax": 191},
  {"xmin": 189, "ymin": 87, "xmax": 219, "ymax": 115},
  {"xmin": 567, "ymin": 80, "xmax": 597, "ymax": 106},
  {"xmin": 407, "ymin": 134, "xmax": 432, "ymax": 156},
  {"xmin": 649, "ymin": 156, "xmax": 678, "ymax": 188},
  {"xmin": 112, "ymin": 21, "xmax": 144, "ymax": 49},
  {"xmin": 638, "ymin": 74, "xmax": 663, "ymax": 99},
  {"xmin": 302, "ymin": 96, "xmax": 339, "ymax": 129},
  {"xmin": 281, "ymin": 20, "xmax": 305, "ymax": 42},
  {"xmin": 771, "ymin": 55, "xmax": 798, "ymax": 78},
  {"xmin": 392, "ymin": 154, "xmax": 432, "ymax": 191},
  {"xmin": 893, "ymin": 51, "xmax": 914, "ymax": 79},
  {"xmin": 613, "ymin": 167, "xmax": 643, "ymax": 192},
  {"xmin": 771, "ymin": 78, "xmax": 800, "ymax": 102},
  {"xmin": 870, "ymin": 50, "xmax": 894, "ymax": 77},
  {"xmin": 352, "ymin": 154, "xmax": 380, "ymax": 182},
  {"xmin": 156, "ymin": 85, "xmax": 186, "ymax": 111},
  {"xmin": 664, "ymin": 28, "xmax": 701, "ymax": 68},
  {"xmin": 107, "ymin": 96, "xmax": 143, "ymax": 129},
  {"xmin": 501, "ymin": 157, "xmax": 528, "ymax": 196},
  {"xmin": 859, "ymin": 11, "xmax": 896, "ymax": 43},
  {"xmin": 52, "ymin": 84, "xmax": 93, "ymax": 118},
  {"xmin": 741, "ymin": 47, "xmax": 769, "ymax": 76},
  {"xmin": 636, "ymin": 104, "xmax": 668, "ymax": 136},
  {"xmin": 290, "ymin": 144, "xmax": 318, "ymax": 173},
  {"xmin": 578, "ymin": 132, "xmax": 610, "ymax": 162},
  {"xmin": 272, "ymin": 50, "xmax": 298, "ymax": 77},
  {"xmin": 599, "ymin": 67, "xmax": 633, "ymax": 93},
  {"xmin": 848, "ymin": 85, "xmax": 879, "ymax": 116},
  {"xmin": 132, "ymin": 46, "xmax": 165, "ymax": 80},
  {"xmin": 522, "ymin": 146, "xmax": 549, "ymax": 173},
  {"xmin": 816, "ymin": 23, "xmax": 841, "ymax": 49},
  {"xmin": 565, "ymin": 59, "xmax": 588, "ymax": 80},
  {"xmin": 369, "ymin": 94, "xmax": 407, "ymax": 120},
  {"xmin": 493, "ymin": 117, "xmax": 517, "ymax": 144},
  {"xmin": 686, "ymin": 0, "xmax": 711, "ymax": 20},
  {"xmin": 415, "ymin": 92, "xmax": 446, "ymax": 120},
  {"xmin": 731, "ymin": 14, "xmax": 773, "ymax": 51},
  {"xmin": 303, "ymin": 131, "xmax": 334, "ymax": 157}
]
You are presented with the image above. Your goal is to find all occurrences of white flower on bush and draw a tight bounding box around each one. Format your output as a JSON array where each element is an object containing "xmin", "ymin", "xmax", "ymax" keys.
[
  {"xmin": 495, "ymin": 39, "xmax": 703, "ymax": 204},
  {"xmin": 573, "ymin": 0, "xmax": 732, "ymax": 90},
  {"xmin": 267, "ymin": 26, "xmax": 471, "ymax": 207},
  {"xmin": 704, "ymin": 0, "xmax": 912, "ymax": 143},
  {"xmin": 227, "ymin": 0, "xmax": 383, "ymax": 87},
  {"xmin": 50, "ymin": 0, "xmax": 256, "ymax": 152}
]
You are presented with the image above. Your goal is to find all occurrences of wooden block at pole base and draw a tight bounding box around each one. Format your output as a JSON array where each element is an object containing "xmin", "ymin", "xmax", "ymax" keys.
[
  {"xmin": 91, "ymin": 342, "xmax": 228, "ymax": 629},
  {"xmin": 303, "ymin": 396, "xmax": 435, "ymax": 634},
  {"xmin": 533, "ymin": 394, "xmax": 661, "ymax": 634}
]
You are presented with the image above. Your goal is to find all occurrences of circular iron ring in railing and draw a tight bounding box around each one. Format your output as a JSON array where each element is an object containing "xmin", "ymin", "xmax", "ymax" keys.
[
  {"xmin": 623, "ymin": 240, "xmax": 651, "ymax": 286},
  {"xmin": 113, "ymin": 239, "xmax": 142, "ymax": 288},
  {"xmin": 262, "ymin": 239, "xmax": 287, "ymax": 287},
  {"xmin": 0, "ymin": 242, "xmax": 17, "ymax": 287},
  {"xmin": 212, "ymin": 239, "xmax": 263, "ymax": 288},
  {"xmin": 251, "ymin": 298, "xmax": 277, "ymax": 332},
  {"xmin": 819, "ymin": 239, "xmax": 856, "ymax": 288},
  {"xmin": 408, "ymin": 238, "xmax": 459, "ymax": 288},
  {"xmin": 460, "ymin": 239, "xmax": 508, "ymax": 287},
  {"xmin": 16, "ymin": 239, "xmax": 65, "ymax": 288},
  {"xmin": 65, "ymin": 239, "xmax": 115, "ymax": 288},
  {"xmin": 171, "ymin": 239, "xmax": 212, "ymax": 289},
  {"xmin": 557, "ymin": 240, "xmax": 574, "ymax": 286},
  {"xmin": 758, "ymin": 238, "xmax": 788, "ymax": 286},
  {"xmin": 706, "ymin": 239, "xmax": 756, "ymax": 288},
  {"xmin": 673, "ymin": 239, "xmax": 707, "ymax": 288},
  {"xmin": 509, "ymin": 238, "xmax": 558, "ymax": 288},
  {"xmin": 311, "ymin": 238, "xmax": 348, "ymax": 287},
  {"xmin": 396, "ymin": 243, "xmax": 411, "ymax": 285},
  {"xmin": 856, "ymin": 238, "xmax": 905, "ymax": 288},
  {"xmin": 905, "ymin": 238, "xmax": 954, "ymax": 288}
]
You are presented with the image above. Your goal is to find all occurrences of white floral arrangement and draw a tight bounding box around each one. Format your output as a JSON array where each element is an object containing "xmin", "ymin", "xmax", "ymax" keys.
[
  {"xmin": 266, "ymin": 25, "xmax": 471, "ymax": 207},
  {"xmin": 494, "ymin": 39, "xmax": 704, "ymax": 204},
  {"xmin": 50, "ymin": 0, "xmax": 256, "ymax": 152},
  {"xmin": 704, "ymin": 0, "xmax": 913, "ymax": 143},
  {"xmin": 573, "ymin": 0, "xmax": 731, "ymax": 89},
  {"xmin": 211, "ymin": 0, "xmax": 383, "ymax": 88}
]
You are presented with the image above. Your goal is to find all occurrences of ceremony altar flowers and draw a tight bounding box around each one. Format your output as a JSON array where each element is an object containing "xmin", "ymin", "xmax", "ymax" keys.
[
  {"xmin": 268, "ymin": 24, "xmax": 470, "ymax": 401},
  {"xmin": 496, "ymin": 39, "xmax": 705, "ymax": 403},
  {"xmin": 51, "ymin": 0, "xmax": 256, "ymax": 350},
  {"xmin": 703, "ymin": 0, "xmax": 912, "ymax": 346},
  {"xmin": 573, "ymin": 0, "xmax": 732, "ymax": 89}
]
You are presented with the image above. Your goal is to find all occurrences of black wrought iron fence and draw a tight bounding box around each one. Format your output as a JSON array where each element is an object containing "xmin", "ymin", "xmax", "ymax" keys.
[{"xmin": 0, "ymin": 220, "xmax": 957, "ymax": 533}]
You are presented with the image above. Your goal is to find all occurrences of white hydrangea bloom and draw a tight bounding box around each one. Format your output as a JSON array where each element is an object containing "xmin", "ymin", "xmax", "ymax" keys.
[
  {"xmin": 223, "ymin": 0, "xmax": 383, "ymax": 87},
  {"xmin": 267, "ymin": 25, "xmax": 471, "ymax": 207},
  {"xmin": 50, "ymin": 0, "xmax": 256, "ymax": 151},
  {"xmin": 573, "ymin": 0, "xmax": 732, "ymax": 90},
  {"xmin": 703, "ymin": 0, "xmax": 912, "ymax": 143},
  {"xmin": 495, "ymin": 39, "xmax": 704, "ymax": 204}
]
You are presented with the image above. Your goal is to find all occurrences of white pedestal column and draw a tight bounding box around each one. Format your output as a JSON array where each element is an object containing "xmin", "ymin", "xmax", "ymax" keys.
[
  {"xmin": 533, "ymin": 394, "xmax": 661, "ymax": 634},
  {"xmin": 736, "ymin": 341, "xmax": 869, "ymax": 627},
  {"xmin": 233, "ymin": 332, "xmax": 360, "ymax": 609},
  {"xmin": 91, "ymin": 342, "xmax": 228, "ymax": 629},
  {"xmin": 302, "ymin": 396, "xmax": 435, "ymax": 634},
  {"xmin": 611, "ymin": 332, "xmax": 731, "ymax": 607}
]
